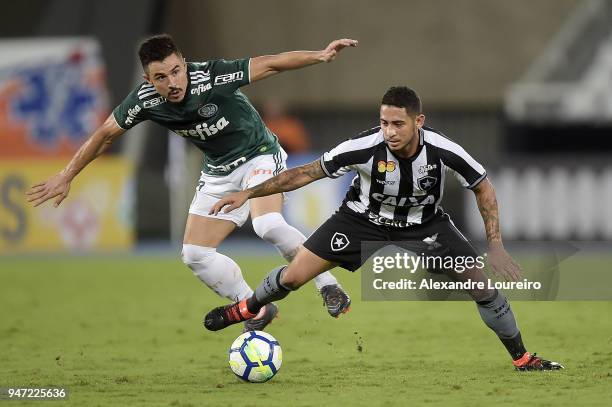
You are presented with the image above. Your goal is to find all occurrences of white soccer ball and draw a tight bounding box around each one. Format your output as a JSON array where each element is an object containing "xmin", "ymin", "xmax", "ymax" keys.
[{"xmin": 228, "ymin": 330, "xmax": 282, "ymax": 383}]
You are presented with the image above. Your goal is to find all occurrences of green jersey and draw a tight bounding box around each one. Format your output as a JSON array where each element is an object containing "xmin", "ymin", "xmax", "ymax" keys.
[{"xmin": 113, "ymin": 59, "xmax": 280, "ymax": 175}]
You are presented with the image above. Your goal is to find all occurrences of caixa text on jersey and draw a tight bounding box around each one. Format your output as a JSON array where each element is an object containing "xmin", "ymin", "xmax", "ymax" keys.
[
  {"xmin": 173, "ymin": 117, "xmax": 230, "ymax": 139},
  {"xmin": 371, "ymin": 193, "xmax": 435, "ymax": 206}
]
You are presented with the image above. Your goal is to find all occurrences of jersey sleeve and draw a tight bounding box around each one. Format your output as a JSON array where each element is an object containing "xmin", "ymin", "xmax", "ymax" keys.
[
  {"xmin": 112, "ymin": 89, "xmax": 147, "ymax": 130},
  {"xmin": 210, "ymin": 58, "xmax": 250, "ymax": 93},
  {"xmin": 437, "ymin": 140, "xmax": 487, "ymax": 189},
  {"xmin": 319, "ymin": 138, "xmax": 377, "ymax": 179}
]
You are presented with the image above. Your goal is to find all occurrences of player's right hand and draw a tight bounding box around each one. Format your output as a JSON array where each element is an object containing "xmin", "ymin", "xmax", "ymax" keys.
[
  {"xmin": 26, "ymin": 172, "xmax": 71, "ymax": 208},
  {"xmin": 209, "ymin": 191, "xmax": 250, "ymax": 215},
  {"xmin": 486, "ymin": 243, "xmax": 522, "ymax": 282},
  {"xmin": 319, "ymin": 38, "xmax": 358, "ymax": 62}
]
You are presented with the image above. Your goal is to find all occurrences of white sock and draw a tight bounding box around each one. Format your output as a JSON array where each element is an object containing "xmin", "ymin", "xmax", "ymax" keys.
[
  {"xmin": 181, "ymin": 244, "xmax": 253, "ymax": 301},
  {"xmin": 252, "ymin": 212, "xmax": 339, "ymax": 290}
]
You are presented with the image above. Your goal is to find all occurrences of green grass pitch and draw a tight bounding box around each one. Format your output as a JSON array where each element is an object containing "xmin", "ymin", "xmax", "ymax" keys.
[{"xmin": 1, "ymin": 254, "xmax": 611, "ymax": 406}]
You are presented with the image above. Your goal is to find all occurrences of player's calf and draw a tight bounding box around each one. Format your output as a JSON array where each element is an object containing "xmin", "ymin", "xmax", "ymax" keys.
[
  {"xmin": 252, "ymin": 212, "xmax": 304, "ymax": 262},
  {"xmin": 181, "ymin": 244, "xmax": 252, "ymax": 300},
  {"xmin": 474, "ymin": 289, "xmax": 564, "ymax": 371}
]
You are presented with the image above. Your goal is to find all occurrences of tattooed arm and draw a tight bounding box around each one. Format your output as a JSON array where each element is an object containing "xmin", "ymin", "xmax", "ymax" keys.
[
  {"xmin": 472, "ymin": 178, "xmax": 522, "ymax": 281},
  {"xmin": 472, "ymin": 178, "xmax": 501, "ymax": 243},
  {"xmin": 209, "ymin": 160, "xmax": 326, "ymax": 215}
]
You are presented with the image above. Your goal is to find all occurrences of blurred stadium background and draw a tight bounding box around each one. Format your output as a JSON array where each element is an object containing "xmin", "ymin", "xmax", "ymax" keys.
[
  {"xmin": 1, "ymin": 0, "xmax": 612, "ymax": 362},
  {"xmin": 2, "ymin": 0, "xmax": 612, "ymax": 253},
  {"xmin": 2, "ymin": 1, "xmax": 612, "ymax": 405}
]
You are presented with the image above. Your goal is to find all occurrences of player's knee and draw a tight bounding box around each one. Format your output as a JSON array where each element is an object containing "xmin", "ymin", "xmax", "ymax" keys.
[
  {"xmin": 252, "ymin": 212, "xmax": 302, "ymax": 243},
  {"xmin": 469, "ymin": 287, "xmax": 497, "ymax": 303},
  {"xmin": 252, "ymin": 212, "xmax": 285, "ymax": 240},
  {"xmin": 252, "ymin": 212, "xmax": 305, "ymax": 261},
  {"xmin": 181, "ymin": 244, "xmax": 216, "ymax": 271}
]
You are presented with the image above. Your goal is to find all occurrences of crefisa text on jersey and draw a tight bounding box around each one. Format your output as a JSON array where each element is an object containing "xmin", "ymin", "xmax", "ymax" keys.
[
  {"xmin": 125, "ymin": 104, "xmax": 142, "ymax": 126},
  {"xmin": 174, "ymin": 117, "xmax": 230, "ymax": 140},
  {"xmin": 191, "ymin": 83, "xmax": 212, "ymax": 95}
]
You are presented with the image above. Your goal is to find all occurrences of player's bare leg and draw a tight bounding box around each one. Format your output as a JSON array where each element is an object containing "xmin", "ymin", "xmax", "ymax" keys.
[
  {"xmin": 445, "ymin": 265, "xmax": 563, "ymax": 371},
  {"xmin": 184, "ymin": 213, "xmax": 235, "ymax": 247},
  {"xmin": 250, "ymin": 194, "xmax": 351, "ymax": 317},
  {"xmin": 204, "ymin": 248, "xmax": 338, "ymax": 331}
]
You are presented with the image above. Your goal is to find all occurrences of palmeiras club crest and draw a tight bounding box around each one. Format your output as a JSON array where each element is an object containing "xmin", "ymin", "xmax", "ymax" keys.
[
  {"xmin": 198, "ymin": 103, "xmax": 218, "ymax": 118},
  {"xmin": 330, "ymin": 232, "xmax": 350, "ymax": 251},
  {"xmin": 417, "ymin": 175, "xmax": 437, "ymax": 191}
]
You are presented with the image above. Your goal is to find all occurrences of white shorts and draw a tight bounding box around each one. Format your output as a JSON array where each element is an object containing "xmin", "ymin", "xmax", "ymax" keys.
[{"xmin": 188, "ymin": 149, "xmax": 288, "ymax": 226}]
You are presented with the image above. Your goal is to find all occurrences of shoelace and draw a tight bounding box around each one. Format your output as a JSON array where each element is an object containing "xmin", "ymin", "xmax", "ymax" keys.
[
  {"xmin": 321, "ymin": 287, "xmax": 342, "ymax": 306},
  {"xmin": 527, "ymin": 353, "xmax": 541, "ymax": 366},
  {"xmin": 224, "ymin": 304, "xmax": 243, "ymax": 322},
  {"xmin": 522, "ymin": 353, "xmax": 545, "ymax": 369}
]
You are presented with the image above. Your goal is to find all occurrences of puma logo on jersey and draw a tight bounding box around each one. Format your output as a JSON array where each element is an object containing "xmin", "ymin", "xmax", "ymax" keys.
[
  {"xmin": 174, "ymin": 117, "xmax": 230, "ymax": 140},
  {"xmin": 371, "ymin": 193, "xmax": 435, "ymax": 207},
  {"xmin": 418, "ymin": 164, "xmax": 437, "ymax": 174}
]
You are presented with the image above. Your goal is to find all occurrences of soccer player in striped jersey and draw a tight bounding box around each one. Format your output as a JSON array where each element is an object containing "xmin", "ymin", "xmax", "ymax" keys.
[
  {"xmin": 26, "ymin": 34, "xmax": 357, "ymax": 332},
  {"xmin": 205, "ymin": 86, "xmax": 563, "ymax": 371}
]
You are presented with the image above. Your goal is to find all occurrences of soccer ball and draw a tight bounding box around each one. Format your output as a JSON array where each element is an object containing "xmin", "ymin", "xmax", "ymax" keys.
[{"xmin": 228, "ymin": 330, "xmax": 282, "ymax": 383}]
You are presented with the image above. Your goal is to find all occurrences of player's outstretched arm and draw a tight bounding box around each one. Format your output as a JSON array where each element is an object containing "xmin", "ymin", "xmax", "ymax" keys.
[
  {"xmin": 472, "ymin": 178, "xmax": 522, "ymax": 281},
  {"xmin": 249, "ymin": 38, "xmax": 358, "ymax": 82},
  {"xmin": 210, "ymin": 160, "xmax": 326, "ymax": 215},
  {"xmin": 26, "ymin": 114, "xmax": 125, "ymax": 207}
]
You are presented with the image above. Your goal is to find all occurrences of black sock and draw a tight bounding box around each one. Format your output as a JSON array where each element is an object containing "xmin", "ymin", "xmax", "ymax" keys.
[
  {"xmin": 246, "ymin": 294, "xmax": 263, "ymax": 315},
  {"xmin": 500, "ymin": 331, "xmax": 528, "ymax": 360}
]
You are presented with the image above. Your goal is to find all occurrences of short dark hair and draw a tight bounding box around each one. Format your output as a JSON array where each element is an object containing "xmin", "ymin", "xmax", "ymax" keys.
[
  {"xmin": 381, "ymin": 86, "xmax": 422, "ymax": 115},
  {"xmin": 138, "ymin": 34, "xmax": 182, "ymax": 69}
]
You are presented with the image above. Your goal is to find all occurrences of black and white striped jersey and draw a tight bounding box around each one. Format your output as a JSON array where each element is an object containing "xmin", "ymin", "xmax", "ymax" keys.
[{"xmin": 319, "ymin": 126, "xmax": 487, "ymax": 228}]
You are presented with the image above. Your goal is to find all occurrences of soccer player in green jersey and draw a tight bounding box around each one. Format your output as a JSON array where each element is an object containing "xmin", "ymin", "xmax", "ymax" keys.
[{"xmin": 27, "ymin": 34, "xmax": 357, "ymax": 331}]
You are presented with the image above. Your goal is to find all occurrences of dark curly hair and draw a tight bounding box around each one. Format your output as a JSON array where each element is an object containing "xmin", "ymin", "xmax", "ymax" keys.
[
  {"xmin": 381, "ymin": 86, "xmax": 422, "ymax": 116},
  {"xmin": 138, "ymin": 34, "xmax": 182, "ymax": 70}
]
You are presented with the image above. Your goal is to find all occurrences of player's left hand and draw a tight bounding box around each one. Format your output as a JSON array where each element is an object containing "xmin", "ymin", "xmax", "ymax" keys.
[
  {"xmin": 209, "ymin": 191, "xmax": 250, "ymax": 215},
  {"xmin": 26, "ymin": 172, "xmax": 72, "ymax": 208},
  {"xmin": 486, "ymin": 242, "xmax": 522, "ymax": 282},
  {"xmin": 319, "ymin": 38, "xmax": 358, "ymax": 63}
]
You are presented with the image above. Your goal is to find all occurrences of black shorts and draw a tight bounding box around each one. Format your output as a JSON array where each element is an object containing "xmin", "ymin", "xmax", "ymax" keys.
[{"xmin": 303, "ymin": 208, "xmax": 479, "ymax": 272}]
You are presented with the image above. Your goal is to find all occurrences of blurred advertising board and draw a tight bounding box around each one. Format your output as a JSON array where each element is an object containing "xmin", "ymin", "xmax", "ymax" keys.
[
  {"xmin": 0, "ymin": 38, "xmax": 134, "ymax": 253},
  {"xmin": 465, "ymin": 167, "xmax": 612, "ymax": 240},
  {"xmin": 0, "ymin": 158, "xmax": 134, "ymax": 254},
  {"xmin": 0, "ymin": 38, "xmax": 109, "ymax": 157}
]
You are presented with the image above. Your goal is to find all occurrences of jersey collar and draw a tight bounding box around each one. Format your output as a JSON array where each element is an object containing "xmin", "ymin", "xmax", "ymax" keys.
[{"xmin": 388, "ymin": 128, "xmax": 425, "ymax": 162}]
